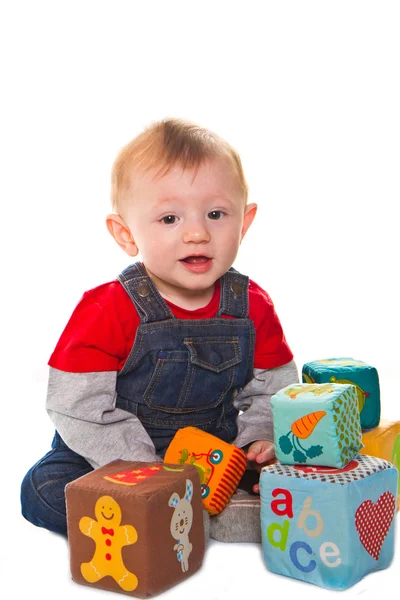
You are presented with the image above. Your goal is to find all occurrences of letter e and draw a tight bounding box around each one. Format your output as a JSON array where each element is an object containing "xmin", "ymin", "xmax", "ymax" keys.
[{"xmin": 320, "ymin": 542, "xmax": 341, "ymax": 568}]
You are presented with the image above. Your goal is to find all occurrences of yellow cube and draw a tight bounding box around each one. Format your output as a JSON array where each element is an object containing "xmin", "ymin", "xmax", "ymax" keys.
[{"xmin": 360, "ymin": 419, "xmax": 400, "ymax": 508}]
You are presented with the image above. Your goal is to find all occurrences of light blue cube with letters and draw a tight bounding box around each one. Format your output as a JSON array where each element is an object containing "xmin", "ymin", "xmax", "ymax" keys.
[{"xmin": 260, "ymin": 455, "xmax": 397, "ymax": 590}]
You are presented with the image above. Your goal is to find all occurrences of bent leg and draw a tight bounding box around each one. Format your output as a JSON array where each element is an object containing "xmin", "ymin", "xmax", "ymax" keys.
[{"xmin": 20, "ymin": 431, "xmax": 93, "ymax": 536}]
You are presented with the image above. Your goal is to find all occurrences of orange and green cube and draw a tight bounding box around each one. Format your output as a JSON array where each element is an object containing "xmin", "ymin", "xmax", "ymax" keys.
[{"xmin": 164, "ymin": 427, "xmax": 247, "ymax": 515}]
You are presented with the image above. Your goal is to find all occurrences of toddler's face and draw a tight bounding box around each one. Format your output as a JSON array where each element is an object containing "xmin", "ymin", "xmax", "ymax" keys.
[{"xmin": 122, "ymin": 158, "xmax": 256, "ymax": 305}]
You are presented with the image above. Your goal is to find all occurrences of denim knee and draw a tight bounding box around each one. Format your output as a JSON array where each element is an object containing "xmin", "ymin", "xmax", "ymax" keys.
[
  {"xmin": 20, "ymin": 439, "xmax": 93, "ymax": 536},
  {"xmin": 21, "ymin": 455, "xmax": 68, "ymax": 535}
]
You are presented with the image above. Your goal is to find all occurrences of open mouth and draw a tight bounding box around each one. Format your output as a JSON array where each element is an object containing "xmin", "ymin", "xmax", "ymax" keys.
[
  {"xmin": 179, "ymin": 255, "xmax": 212, "ymax": 273},
  {"xmin": 180, "ymin": 256, "xmax": 210, "ymax": 264}
]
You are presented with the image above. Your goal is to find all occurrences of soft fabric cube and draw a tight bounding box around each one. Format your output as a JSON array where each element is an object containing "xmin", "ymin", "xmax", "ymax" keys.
[
  {"xmin": 271, "ymin": 382, "xmax": 363, "ymax": 468},
  {"xmin": 302, "ymin": 357, "xmax": 380, "ymax": 429},
  {"xmin": 164, "ymin": 426, "xmax": 247, "ymax": 515},
  {"xmin": 360, "ymin": 419, "xmax": 400, "ymax": 509},
  {"xmin": 66, "ymin": 460, "xmax": 205, "ymax": 598},
  {"xmin": 260, "ymin": 455, "xmax": 398, "ymax": 590}
]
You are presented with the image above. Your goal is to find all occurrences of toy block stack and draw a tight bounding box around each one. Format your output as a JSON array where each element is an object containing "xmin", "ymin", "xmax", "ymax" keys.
[
  {"xmin": 303, "ymin": 358, "xmax": 399, "ymax": 508},
  {"xmin": 66, "ymin": 460, "xmax": 205, "ymax": 597},
  {"xmin": 164, "ymin": 426, "xmax": 247, "ymax": 515},
  {"xmin": 260, "ymin": 363, "xmax": 398, "ymax": 590}
]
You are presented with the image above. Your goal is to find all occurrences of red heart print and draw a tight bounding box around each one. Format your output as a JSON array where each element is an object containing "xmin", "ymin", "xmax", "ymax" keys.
[{"xmin": 355, "ymin": 491, "xmax": 395, "ymax": 560}]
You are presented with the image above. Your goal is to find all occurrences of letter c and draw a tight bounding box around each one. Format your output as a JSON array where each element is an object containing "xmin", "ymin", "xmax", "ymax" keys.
[{"xmin": 289, "ymin": 541, "xmax": 316, "ymax": 573}]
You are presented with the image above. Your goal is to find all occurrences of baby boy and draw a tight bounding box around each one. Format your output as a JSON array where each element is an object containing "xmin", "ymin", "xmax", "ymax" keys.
[{"xmin": 21, "ymin": 118, "xmax": 298, "ymax": 542}]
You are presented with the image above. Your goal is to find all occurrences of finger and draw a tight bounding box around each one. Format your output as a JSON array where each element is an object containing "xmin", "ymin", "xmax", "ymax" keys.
[
  {"xmin": 256, "ymin": 447, "xmax": 275, "ymax": 463},
  {"xmin": 246, "ymin": 442, "xmax": 263, "ymax": 460},
  {"xmin": 252, "ymin": 483, "xmax": 260, "ymax": 494}
]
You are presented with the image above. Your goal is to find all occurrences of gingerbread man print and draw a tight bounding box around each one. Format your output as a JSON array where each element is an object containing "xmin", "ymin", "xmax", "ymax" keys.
[{"xmin": 79, "ymin": 495, "xmax": 138, "ymax": 591}]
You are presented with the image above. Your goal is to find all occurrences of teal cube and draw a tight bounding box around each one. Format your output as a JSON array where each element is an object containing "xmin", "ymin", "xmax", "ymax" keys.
[
  {"xmin": 302, "ymin": 358, "xmax": 380, "ymax": 429},
  {"xmin": 271, "ymin": 383, "xmax": 363, "ymax": 468},
  {"xmin": 260, "ymin": 455, "xmax": 398, "ymax": 590}
]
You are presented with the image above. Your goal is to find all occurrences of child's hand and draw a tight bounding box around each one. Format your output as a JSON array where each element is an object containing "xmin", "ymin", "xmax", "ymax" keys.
[
  {"xmin": 246, "ymin": 439, "xmax": 275, "ymax": 466},
  {"xmin": 246, "ymin": 440, "xmax": 275, "ymax": 494}
]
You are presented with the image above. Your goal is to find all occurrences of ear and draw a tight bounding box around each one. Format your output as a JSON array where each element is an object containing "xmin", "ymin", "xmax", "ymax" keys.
[
  {"xmin": 240, "ymin": 202, "xmax": 257, "ymax": 242},
  {"xmin": 168, "ymin": 492, "xmax": 180, "ymax": 508},
  {"xmin": 106, "ymin": 213, "xmax": 139, "ymax": 257}
]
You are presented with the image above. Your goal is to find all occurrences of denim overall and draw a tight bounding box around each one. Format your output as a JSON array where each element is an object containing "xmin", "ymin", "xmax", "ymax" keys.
[
  {"xmin": 20, "ymin": 262, "xmax": 256, "ymax": 536},
  {"xmin": 116, "ymin": 262, "xmax": 256, "ymax": 457}
]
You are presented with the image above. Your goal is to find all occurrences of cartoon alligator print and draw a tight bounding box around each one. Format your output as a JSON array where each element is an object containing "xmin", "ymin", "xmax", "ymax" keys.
[
  {"xmin": 284, "ymin": 383, "xmax": 335, "ymax": 399},
  {"xmin": 302, "ymin": 373, "xmax": 368, "ymax": 414},
  {"xmin": 318, "ymin": 359, "xmax": 365, "ymax": 367},
  {"xmin": 329, "ymin": 376, "xmax": 368, "ymax": 415}
]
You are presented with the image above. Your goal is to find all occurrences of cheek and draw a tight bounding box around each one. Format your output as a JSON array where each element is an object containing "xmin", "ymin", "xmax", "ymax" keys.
[
  {"xmin": 216, "ymin": 218, "xmax": 242, "ymax": 240},
  {"xmin": 141, "ymin": 234, "xmax": 174, "ymax": 263},
  {"xmin": 218, "ymin": 228, "xmax": 242, "ymax": 249},
  {"xmin": 137, "ymin": 225, "xmax": 165, "ymax": 247},
  {"xmin": 150, "ymin": 234, "xmax": 173, "ymax": 253}
]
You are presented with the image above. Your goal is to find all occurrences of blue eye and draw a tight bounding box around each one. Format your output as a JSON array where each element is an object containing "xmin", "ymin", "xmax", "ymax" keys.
[
  {"xmin": 161, "ymin": 215, "xmax": 177, "ymax": 224},
  {"xmin": 208, "ymin": 211, "xmax": 223, "ymax": 220}
]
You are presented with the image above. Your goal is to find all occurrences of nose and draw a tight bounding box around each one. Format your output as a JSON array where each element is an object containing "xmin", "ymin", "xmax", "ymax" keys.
[{"xmin": 182, "ymin": 217, "xmax": 211, "ymax": 244}]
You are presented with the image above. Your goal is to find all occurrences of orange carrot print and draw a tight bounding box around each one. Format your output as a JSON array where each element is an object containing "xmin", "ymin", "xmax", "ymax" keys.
[
  {"xmin": 279, "ymin": 411, "xmax": 326, "ymax": 462},
  {"xmin": 291, "ymin": 411, "xmax": 326, "ymax": 439}
]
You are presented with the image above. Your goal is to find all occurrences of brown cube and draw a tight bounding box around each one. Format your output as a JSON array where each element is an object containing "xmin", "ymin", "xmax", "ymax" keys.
[{"xmin": 66, "ymin": 460, "xmax": 205, "ymax": 597}]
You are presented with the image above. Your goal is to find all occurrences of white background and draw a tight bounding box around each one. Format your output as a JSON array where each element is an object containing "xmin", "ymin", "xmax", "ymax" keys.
[{"xmin": 1, "ymin": 1, "xmax": 399, "ymax": 598}]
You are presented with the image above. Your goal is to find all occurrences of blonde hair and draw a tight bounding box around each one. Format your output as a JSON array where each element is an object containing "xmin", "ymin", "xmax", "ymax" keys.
[{"xmin": 111, "ymin": 118, "xmax": 248, "ymax": 213}]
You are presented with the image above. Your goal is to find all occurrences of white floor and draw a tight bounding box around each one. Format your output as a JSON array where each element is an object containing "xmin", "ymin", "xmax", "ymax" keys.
[{"xmin": 11, "ymin": 527, "xmax": 400, "ymax": 600}]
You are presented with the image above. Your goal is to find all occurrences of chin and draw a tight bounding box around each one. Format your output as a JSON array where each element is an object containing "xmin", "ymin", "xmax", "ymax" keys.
[{"xmin": 178, "ymin": 278, "xmax": 216, "ymax": 291}]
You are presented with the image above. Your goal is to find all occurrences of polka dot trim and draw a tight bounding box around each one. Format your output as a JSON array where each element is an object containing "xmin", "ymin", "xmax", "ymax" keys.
[{"xmin": 262, "ymin": 454, "xmax": 393, "ymax": 484}]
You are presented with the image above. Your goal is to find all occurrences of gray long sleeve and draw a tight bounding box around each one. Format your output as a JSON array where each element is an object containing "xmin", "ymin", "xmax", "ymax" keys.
[
  {"xmin": 46, "ymin": 367, "xmax": 161, "ymax": 469},
  {"xmin": 232, "ymin": 360, "xmax": 299, "ymax": 449},
  {"xmin": 46, "ymin": 360, "xmax": 299, "ymax": 469}
]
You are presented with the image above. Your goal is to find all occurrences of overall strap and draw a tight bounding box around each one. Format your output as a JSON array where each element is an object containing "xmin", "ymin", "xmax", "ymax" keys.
[
  {"xmin": 118, "ymin": 262, "xmax": 174, "ymax": 323},
  {"xmin": 216, "ymin": 267, "xmax": 250, "ymax": 318}
]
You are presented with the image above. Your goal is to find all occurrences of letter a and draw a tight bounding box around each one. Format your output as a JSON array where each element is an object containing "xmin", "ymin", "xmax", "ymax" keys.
[{"xmin": 271, "ymin": 488, "xmax": 293, "ymax": 518}]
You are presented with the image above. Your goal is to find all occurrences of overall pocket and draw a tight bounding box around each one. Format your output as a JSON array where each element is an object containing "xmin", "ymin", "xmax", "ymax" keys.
[{"xmin": 144, "ymin": 337, "xmax": 241, "ymax": 413}]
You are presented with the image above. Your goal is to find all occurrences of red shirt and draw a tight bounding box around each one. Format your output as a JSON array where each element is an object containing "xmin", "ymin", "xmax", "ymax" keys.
[{"xmin": 49, "ymin": 278, "xmax": 293, "ymax": 373}]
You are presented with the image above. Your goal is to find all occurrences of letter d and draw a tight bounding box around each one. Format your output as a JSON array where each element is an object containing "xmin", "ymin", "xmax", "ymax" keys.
[{"xmin": 267, "ymin": 520, "xmax": 290, "ymax": 551}]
